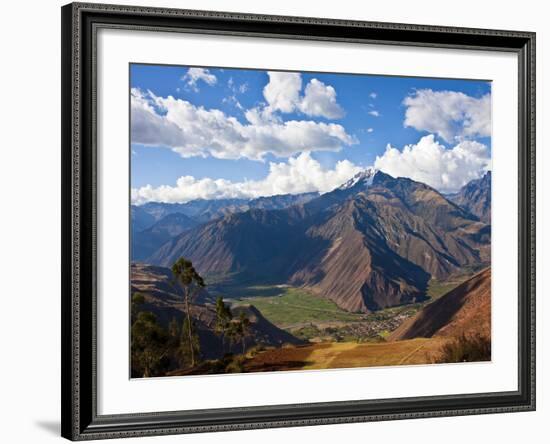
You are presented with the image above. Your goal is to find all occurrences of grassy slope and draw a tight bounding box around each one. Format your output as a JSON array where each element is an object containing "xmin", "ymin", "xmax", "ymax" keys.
[{"xmin": 244, "ymin": 338, "xmax": 449, "ymax": 372}]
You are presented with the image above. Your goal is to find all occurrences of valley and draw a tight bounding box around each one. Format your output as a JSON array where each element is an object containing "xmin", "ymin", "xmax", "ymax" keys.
[
  {"xmin": 130, "ymin": 170, "xmax": 492, "ymax": 377},
  {"xmin": 212, "ymin": 269, "xmax": 478, "ymax": 343}
]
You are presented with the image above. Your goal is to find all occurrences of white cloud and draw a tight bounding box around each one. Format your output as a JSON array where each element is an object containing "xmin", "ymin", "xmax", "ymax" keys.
[
  {"xmin": 369, "ymin": 92, "xmax": 377, "ymax": 99},
  {"xmin": 222, "ymin": 94, "xmax": 244, "ymax": 110},
  {"xmin": 367, "ymin": 128, "xmax": 374, "ymax": 133},
  {"xmin": 262, "ymin": 72, "xmax": 344, "ymax": 119},
  {"xmin": 403, "ymin": 89, "xmax": 491, "ymax": 143},
  {"xmin": 263, "ymin": 72, "xmax": 302, "ymax": 113},
  {"xmin": 131, "ymin": 152, "xmax": 363, "ymax": 205},
  {"xmin": 131, "ymin": 88, "xmax": 356, "ymax": 161},
  {"xmin": 374, "ymin": 134, "xmax": 491, "ymax": 193},
  {"xmin": 299, "ymin": 79, "xmax": 344, "ymax": 119},
  {"xmin": 182, "ymin": 68, "xmax": 217, "ymax": 91},
  {"xmin": 130, "ymin": 89, "xmax": 184, "ymax": 148},
  {"xmin": 228, "ymin": 78, "xmax": 249, "ymax": 95},
  {"xmin": 368, "ymin": 110, "xmax": 380, "ymax": 117}
]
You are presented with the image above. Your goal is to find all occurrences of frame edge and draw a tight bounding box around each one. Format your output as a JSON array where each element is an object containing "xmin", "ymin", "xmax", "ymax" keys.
[{"xmin": 61, "ymin": 2, "xmax": 536, "ymax": 440}]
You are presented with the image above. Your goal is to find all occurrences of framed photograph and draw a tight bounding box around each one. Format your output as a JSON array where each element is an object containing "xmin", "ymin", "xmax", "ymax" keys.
[{"xmin": 61, "ymin": 2, "xmax": 536, "ymax": 440}]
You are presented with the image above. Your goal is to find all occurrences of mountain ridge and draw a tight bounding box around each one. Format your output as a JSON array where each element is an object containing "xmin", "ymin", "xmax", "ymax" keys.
[
  {"xmin": 447, "ymin": 171, "xmax": 491, "ymax": 223},
  {"xmin": 132, "ymin": 213, "xmax": 199, "ymax": 261},
  {"xmin": 132, "ymin": 192, "xmax": 319, "ymax": 227}
]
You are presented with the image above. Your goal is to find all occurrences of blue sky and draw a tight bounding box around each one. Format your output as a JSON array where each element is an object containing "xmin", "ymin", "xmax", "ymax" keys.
[{"xmin": 130, "ymin": 64, "xmax": 491, "ymax": 204}]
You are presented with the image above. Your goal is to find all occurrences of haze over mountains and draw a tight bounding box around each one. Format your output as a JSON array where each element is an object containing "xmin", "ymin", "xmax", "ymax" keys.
[{"xmin": 132, "ymin": 170, "xmax": 491, "ymax": 313}]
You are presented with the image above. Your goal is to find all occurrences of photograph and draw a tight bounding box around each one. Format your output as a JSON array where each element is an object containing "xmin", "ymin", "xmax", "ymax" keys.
[{"xmin": 129, "ymin": 64, "xmax": 492, "ymax": 378}]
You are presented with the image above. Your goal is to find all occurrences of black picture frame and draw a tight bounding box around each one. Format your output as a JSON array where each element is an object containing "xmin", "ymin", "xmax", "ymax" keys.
[{"xmin": 61, "ymin": 2, "xmax": 536, "ymax": 440}]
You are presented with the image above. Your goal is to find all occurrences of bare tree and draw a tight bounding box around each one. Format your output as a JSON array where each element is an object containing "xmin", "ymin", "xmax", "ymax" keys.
[{"xmin": 171, "ymin": 258, "xmax": 205, "ymax": 367}]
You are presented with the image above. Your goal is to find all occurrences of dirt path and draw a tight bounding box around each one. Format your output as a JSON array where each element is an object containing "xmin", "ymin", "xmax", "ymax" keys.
[{"xmin": 397, "ymin": 342, "xmax": 428, "ymax": 365}]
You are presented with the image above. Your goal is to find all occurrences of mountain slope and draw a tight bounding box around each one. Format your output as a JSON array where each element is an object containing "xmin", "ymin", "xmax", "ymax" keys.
[
  {"xmin": 249, "ymin": 192, "xmax": 319, "ymax": 210},
  {"xmin": 132, "ymin": 213, "xmax": 198, "ymax": 261},
  {"xmin": 447, "ymin": 171, "xmax": 491, "ymax": 223},
  {"xmin": 130, "ymin": 264, "xmax": 304, "ymax": 359},
  {"xmin": 289, "ymin": 195, "xmax": 432, "ymax": 311},
  {"xmin": 389, "ymin": 267, "xmax": 491, "ymax": 341},
  {"xmin": 131, "ymin": 205, "xmax": 156, "ymax": 232},
  {"xmin": 150, "ymin": 208, "xmax": 307, "ymax": 281},
  {"xmin": 149, "ymin": 172, "xmax": 490, "ymax": 313}
]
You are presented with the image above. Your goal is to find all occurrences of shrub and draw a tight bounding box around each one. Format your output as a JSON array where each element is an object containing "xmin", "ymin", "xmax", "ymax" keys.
[
  {"xmin": 245, "ymin": 345, "xmax": 265, "ymax": 358},
  {"xmin": 435, "ymin": 334, "xmax": 491, "ymax": 363},
  {"xmin": 225, "ymin": 355, "xmax": 246, "ymax": 373}
]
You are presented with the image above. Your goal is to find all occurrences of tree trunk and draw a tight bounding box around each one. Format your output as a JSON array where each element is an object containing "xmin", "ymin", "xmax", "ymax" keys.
[{"xmin": 184, "ymin": 289, "xmax": 195, "ymax": 367}]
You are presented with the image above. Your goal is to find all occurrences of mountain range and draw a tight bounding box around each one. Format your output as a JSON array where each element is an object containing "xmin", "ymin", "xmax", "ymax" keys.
[
  {"xmin": 132, "ymin": 192, "xmax": 319, "ymax": 227},
  {"xmin": 131, "ymin": 192, "xmax": 318, "ymax": 260},
  {"xmin": 144, "ymin": 170, "xmax": 491, "ymax": 313}
]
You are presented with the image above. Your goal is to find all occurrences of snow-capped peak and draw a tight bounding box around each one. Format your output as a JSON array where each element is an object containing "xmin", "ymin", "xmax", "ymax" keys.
[{"xmin": 339, "ymin": 167, "xmax": 378, "ymax": 190}]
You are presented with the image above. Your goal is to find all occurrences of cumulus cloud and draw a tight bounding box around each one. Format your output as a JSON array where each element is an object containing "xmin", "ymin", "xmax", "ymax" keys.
[
  {"xmin": 262, "ymin": 72, "xmax": 344, "ymax": 119},
  {"xmin": 367, "ymin": 128, "xmax": 374, "ymax": 133},
  {"xmin": 131, "ymin": 88, "xmax": 356, "ymax": 161},
  {"xmin": 131, "ymin": 152, "xmax": 363, "ymax": 204},
  {"xmin": 263, "ymin": 72, "xmax": 302, "ymax": 113},
  {"xmin": 403, "ymin": 89, "xmax": 491, "ymax": 142},
  {"xmin": 182, "ymin": 68, "xmax": 217, "ymax": 91},
  {"xmin": 374, "ymin": 134, "xmax": 491, "ymax": 193},
  {"xmin": 368, "ymin": 110, "xmax": 380, "ymax": 117},
  {"xmin": 369, "ymin": 92, "xmax": 377, "ymax": 99},
  {"xmin": 130, "ymin": 89, "xmax": 184, "ymax": 148},
  {"xmin": 299, "ymin": 79, "xmax": 345, "ymax": 119}
]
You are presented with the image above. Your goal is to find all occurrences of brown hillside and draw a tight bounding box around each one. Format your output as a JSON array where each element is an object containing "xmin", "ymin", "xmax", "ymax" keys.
[
  {"xmin": 389, "ymin": 267, "xmax": 491, "ymax": 341},
  {"xmin": 290, "ymin": 196, "xmax": 430, "ymax": 312}
]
